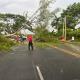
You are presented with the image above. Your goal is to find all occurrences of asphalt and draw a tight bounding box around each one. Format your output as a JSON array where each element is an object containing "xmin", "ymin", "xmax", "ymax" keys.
[
  {"xmin": 0, "ymin": 46, "xmax": 39, "ymax": 80},
  {"xmin": 57, "ymin": 43, "xmax": 80, "ymax": 54},
  {"xmin": 65, "ymin": 43, "xmax": 80, "ymax": 53},
  {"xmin": 0, "ymin": 45, "xmax": 80, "ymax": 80}
]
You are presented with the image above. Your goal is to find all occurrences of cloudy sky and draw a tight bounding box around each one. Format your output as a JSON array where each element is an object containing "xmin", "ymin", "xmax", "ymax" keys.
[{"xmin": 0, "ymin": 0, "xmax": 80, "ymax": 17}]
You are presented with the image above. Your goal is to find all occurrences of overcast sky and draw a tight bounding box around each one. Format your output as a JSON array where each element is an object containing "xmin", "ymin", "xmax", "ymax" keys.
[{"xmin": 0, "ymin": 0, "xmax": 80, "ymax": 17}]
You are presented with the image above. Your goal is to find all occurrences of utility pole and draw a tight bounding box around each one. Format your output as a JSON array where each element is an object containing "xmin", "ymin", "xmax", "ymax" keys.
[
  {"xmin": 63, "ymin": 20, "xmax": 65, "ymax": 37},
  {"xmin": 64, "ymin": 16, "xmax": 67, "ymax": 41},
  {"xmin": 62, "ymin": 16, "xmax": 66, "ymax": 41}
]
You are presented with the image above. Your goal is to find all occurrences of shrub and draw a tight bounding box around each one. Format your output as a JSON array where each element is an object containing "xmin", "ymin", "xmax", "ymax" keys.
[{"xmin": 0, "ymin": 35, "xmax": 16, "ymax": 51}]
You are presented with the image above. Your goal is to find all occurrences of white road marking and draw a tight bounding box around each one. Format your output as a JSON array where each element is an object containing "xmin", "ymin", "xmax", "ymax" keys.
[{"xmin": 36, "ymin": 66, "xmax": 44, "ymax": 80}]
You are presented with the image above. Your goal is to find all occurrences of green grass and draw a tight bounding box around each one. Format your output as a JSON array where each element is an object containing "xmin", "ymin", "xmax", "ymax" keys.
[
  {"xmin": 0, "ymin": 35, "xmax": 16, "ymax": 52},
  {"xmin": 34, "ymin": 39, "xmax": 61, "ymax": 48},
  {"xmin": 35, "ymin": 42, "xmax": 48, "ymax": 48}
]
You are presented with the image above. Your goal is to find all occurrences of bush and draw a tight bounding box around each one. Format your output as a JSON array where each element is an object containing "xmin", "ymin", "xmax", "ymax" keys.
[{"xmin": 0, "ymin": 35, "xmax": 16, "ymax": 51}]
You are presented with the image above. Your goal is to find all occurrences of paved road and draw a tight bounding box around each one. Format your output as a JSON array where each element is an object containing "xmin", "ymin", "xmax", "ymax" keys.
[
  {"xmin": 58, "ymin": 43, "xmax": 80, "ymax": 54},
  {"xmin": 0, "ymin": 46, "xmax": 80, "ymax": 80}
]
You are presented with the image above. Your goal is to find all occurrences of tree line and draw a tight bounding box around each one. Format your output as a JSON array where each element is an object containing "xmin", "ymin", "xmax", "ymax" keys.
[
  {"xmin": 0, "ymin": 13, "xmax": 26, "ymax": 34},
  {"xmin": 51, "ymin": 2, "xmax": 80, "ymax": 41}
]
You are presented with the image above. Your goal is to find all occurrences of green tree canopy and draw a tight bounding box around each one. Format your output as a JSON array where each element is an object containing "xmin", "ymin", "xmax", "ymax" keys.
[
  {"xmin": 51, "ymin": 2, "xmax": 80, "ymax": 30},
  {"xmin": 61, "ymin": 2, "xmax": 80, "ymax": 29},
  {"xmin": 0, "ymin": 13, "xmax": 27, "ymax": 33}
]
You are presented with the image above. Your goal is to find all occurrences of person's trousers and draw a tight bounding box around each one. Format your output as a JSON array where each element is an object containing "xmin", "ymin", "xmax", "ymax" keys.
[{"xmin": 28, "ymin": 42, "xmax": 33, "ymax": 50}]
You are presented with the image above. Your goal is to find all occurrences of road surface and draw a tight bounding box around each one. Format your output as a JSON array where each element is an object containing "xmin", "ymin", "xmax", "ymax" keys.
[{"xmin": 0, "ymin": 45, "xmax": 80, "ymax": 80}]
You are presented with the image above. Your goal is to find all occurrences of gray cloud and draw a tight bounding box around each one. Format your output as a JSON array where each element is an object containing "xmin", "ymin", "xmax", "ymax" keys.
[
  {"xmin": 0, "ymin": 0, "xmax": 39, "ymax": 15},
  {"xmin": 0, "ymin": 0, "xmax": 15, "ymax": 7},
  {"xmin": 0, "ymin": 0, "xmax": 80, "ymax": 16},
  {"xmin": 0, "ymin": 0, "xmax": 39, "ymax": 8}
]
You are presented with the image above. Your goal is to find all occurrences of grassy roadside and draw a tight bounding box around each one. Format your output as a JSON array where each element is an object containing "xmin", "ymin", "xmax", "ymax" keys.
[
  {"xmin": 34, "ymin": 40, "xmax": 61, "ymax": 48},
  {"xmin": 0, "ymin": 35, "xmax": 16, "ymax": 52},
  {"xmin": 68, "ymin": 41, "xmax": 80, "ymax": 46},
  {"xmin": 34, "ymin": 42, "xmax": 48, "ymax": 48}
]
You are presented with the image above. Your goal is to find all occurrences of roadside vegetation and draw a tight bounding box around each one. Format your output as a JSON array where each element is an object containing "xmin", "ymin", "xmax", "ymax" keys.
[
  {"xmin": 34, "ymin": 27, "xmax": 61, "ymax": 48},
  {"xmin": 0, "ymin": 35, "xmax": 16, "ymax": 51},
  {"xmin": 35, "ymin": 2, "xmax": 80, "ymax": 48},
  {"xmin": 53, "ymin": 2, "xmax": 80, "ymax": 41}
]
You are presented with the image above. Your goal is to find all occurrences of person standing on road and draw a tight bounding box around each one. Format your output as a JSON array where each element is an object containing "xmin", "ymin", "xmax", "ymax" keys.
[{"xmin": 27, "ymin": 35, "xmax": 33, "ymax": 51}]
